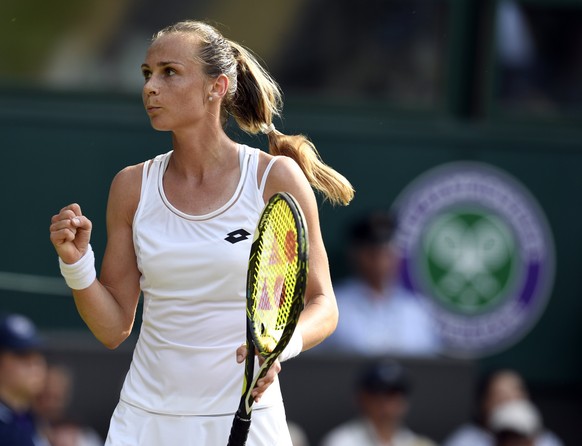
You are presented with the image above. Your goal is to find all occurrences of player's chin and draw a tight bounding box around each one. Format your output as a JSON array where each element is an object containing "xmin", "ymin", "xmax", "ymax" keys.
[{"xmin": 149, "ymin": 120, "xmax": 172, "ymax": 131}]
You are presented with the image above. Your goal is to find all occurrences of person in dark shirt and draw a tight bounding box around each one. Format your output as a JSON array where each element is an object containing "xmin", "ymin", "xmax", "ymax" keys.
[{"xmin": 0, "ymin": 313, "xmax": 49, "ymax": 446}]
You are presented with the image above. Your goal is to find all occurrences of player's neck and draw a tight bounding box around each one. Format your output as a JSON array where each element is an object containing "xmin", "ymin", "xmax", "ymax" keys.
[{"xmin": 170, "ymin": 132, "xmax": 238, "ymax": 177}]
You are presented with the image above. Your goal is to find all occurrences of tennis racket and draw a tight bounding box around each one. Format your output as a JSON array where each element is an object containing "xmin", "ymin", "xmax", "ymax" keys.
[{"xmin": 226, "ymin": 192, "xmax": 309, "ymax": 446}]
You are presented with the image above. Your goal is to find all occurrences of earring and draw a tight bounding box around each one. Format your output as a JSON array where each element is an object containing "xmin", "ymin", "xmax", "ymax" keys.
[{"xmin": 208, "ymin": 96, "xmax": 213, "ymax": 102}]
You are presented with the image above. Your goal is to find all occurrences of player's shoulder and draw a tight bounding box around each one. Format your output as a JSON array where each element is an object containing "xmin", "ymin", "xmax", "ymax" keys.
[
  {"xmin": 111, "ymin": 162, "xmax": 145, "ymax": 193},
  {"xmin": 113, "ymin": 151, "xmax": 168, "ymax": 186},
  {"xmin": 107, "ymin": 161, "xmax": 147, "ymax": 219},
  {"xmin": 269, "ymin": 154, "xmax": 304, "ymax": 176},
  {"xmin": 262, "ymin": 154, "xmax": 311, "ymax": 199}
]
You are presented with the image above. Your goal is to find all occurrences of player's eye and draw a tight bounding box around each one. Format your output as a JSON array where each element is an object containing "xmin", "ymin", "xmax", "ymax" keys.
[
  {"xmin": 142, "ymin": 69, "xmax": 152, "ymax": 81},
  {"xmin": 165, "ymin": 67, "xmax": 176, "ymax": 76}
]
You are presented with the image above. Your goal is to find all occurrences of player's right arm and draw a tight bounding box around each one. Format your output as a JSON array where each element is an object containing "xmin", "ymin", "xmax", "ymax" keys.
[{"xmin": 49, "ymin": 164, "xmax": 143, "ymax": 349}]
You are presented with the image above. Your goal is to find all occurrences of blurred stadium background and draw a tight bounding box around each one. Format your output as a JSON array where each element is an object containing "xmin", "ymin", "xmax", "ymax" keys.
[{"xmin": 1, "ymin": 0, "xmax": 581, "ymax": 444}]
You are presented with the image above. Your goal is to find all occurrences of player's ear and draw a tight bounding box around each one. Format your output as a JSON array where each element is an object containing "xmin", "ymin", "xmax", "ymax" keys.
[{"xmin": 209, "ymin": 74, "xmax": 229, "ymax": 101}]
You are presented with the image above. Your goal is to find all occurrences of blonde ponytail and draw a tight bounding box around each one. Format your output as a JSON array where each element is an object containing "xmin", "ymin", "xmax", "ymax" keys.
[
  {"xmin": 266, "ymin": 132, "xmax": 354, "ymax": 206},
  {"xmin": 228, "ymin": 43, "xmax": 354, "ymax": 206}
]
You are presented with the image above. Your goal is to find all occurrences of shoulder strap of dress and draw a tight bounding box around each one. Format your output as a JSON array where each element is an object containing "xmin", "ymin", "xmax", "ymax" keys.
[
  {"xmin": 140, "ymin": 159, "xmax": 152, "ymax": 200},
  {"xmin": 258, "ymin": 156, "xmax": 279, "ymax": 196},
  {"xmin": 134, "ymin": 151, "xmax": 170, "ymax": 223}
]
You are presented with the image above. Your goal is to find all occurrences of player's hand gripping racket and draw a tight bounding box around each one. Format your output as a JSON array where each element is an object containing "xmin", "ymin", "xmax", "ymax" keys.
[{"xmin": 226, "ymin": 192, "xmax": 308, "ymax": 446}]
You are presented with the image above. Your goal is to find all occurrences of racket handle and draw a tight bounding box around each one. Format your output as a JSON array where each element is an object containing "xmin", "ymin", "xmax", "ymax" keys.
[{"xmin": 226, "ymin": 412, "xmax": 252, "ymax": 446}]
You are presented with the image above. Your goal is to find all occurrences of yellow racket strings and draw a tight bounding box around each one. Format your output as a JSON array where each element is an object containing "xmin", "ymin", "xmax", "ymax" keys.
[{"xmin": 252, "ymin": 201, "xmax": 299, "ymax": 352}]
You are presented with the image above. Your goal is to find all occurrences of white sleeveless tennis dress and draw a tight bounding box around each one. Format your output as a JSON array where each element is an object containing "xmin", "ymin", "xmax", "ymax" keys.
[{"xmin": 105, "ymin": 145, "xmax": 292, "ymax": 446}]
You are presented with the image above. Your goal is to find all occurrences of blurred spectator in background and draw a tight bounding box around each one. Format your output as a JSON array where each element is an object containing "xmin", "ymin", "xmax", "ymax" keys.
[
  {"xmin": 490, "ymin": 399, "xmax": 542, "ymax": 446},
  {"xmin": 34, "ymin": 363, "xmax": 102, "ymax": 446},
  {"xmin": 495, "ymin": 0, "xmax": 582, "ymax": 117},
  {"xmin": 319, "ymin": 359, "xmax": 436, "ymax": 446},
  {"xmin": 321, "ymin": 210, "xmax": 441, "ymax": 356},
  {"xmin": 495, "ymin": 0, "xmax": 545, "ymax": 110},
  {"xmin": 443, "ymin": 369, "xmax": 563, "ymax": 446},
  {"xmin": 0, "ymin": 313, "xmax": 50, "ymax": 446}
]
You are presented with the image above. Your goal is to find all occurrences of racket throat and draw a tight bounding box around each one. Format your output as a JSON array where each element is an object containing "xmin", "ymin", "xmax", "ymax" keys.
[{"xmin": 243, "ymin": 359, "xmax": 272, "ymax": 414}]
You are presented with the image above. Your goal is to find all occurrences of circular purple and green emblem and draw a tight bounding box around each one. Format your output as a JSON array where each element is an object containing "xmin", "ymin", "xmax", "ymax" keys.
[{"xmin": 392, "ymin": 162, "xmax": 555, "ymax": 358}]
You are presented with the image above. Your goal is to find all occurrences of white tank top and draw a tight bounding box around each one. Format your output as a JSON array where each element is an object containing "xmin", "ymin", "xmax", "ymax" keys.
[{"xmin": 120, "ymin": 144, "xmax": 282, "ymax": 415}]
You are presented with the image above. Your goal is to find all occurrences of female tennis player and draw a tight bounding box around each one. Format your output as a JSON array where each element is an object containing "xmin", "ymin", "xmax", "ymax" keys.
[{"xmin": 49, "ymin": 20, "xmax": 353, "ymax": 446}]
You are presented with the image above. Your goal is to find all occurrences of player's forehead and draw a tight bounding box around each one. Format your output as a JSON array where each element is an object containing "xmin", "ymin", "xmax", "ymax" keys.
[{"xmin": 144, "ymin": 33, "xmax": 201, "ymax": 66}]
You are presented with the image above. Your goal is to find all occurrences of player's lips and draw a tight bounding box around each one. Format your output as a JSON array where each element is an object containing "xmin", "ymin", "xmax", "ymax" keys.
[{"xmin": 146, "ymin": 105, "xmax": 161, "ymax": 114}]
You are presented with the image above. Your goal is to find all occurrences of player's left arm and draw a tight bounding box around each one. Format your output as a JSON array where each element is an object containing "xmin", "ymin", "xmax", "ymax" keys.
[
  {"xmin": 263, "ymin": 155, "xmax": 339, "ymax": 351},
  {"xmin": 241, "ymin": 154, "xmax": 339, "ymax": 403}
]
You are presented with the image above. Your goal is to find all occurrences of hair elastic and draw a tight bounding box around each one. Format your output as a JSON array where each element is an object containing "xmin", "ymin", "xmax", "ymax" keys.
[{"xmin": 260, "ymin": 123, "xmax": 276, "ymax": 134}]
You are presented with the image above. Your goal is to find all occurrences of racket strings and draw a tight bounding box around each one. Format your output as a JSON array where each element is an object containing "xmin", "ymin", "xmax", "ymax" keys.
[{"xmin": 251, "ymin": 201, "xmax": 299, "ymax": 351}]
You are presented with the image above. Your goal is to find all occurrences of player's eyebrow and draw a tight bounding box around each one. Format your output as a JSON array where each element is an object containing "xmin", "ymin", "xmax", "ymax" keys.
[{"xmin": 141, "ymin": 61, "xmax": 185, "ymax": 69}]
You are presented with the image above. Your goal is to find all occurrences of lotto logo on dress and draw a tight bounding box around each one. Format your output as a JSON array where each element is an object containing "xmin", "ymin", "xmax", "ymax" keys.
[{"xmin": 392, "ymin": 162, "xmax": 555, "ymax": 358}]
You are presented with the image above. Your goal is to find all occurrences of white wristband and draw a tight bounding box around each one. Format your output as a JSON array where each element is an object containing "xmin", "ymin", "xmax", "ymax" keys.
[
  {"xmin": 59, "ymin": 244, "xmax": 97, "ymax": 290},
  {"xmin": 278, "ymin": 329, "xmax": 303, "ymax": 362}
]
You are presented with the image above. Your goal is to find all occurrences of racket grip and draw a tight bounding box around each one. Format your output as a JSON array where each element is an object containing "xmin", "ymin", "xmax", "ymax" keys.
[{"xmin": 226, "ymin": 412, "xmax": 252, "ymax": 446}]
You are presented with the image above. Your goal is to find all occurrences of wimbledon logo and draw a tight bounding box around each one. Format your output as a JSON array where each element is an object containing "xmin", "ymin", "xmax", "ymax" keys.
[{"xmin": 392, "ymin": 162, "xmax": 555, "ymax": 358}]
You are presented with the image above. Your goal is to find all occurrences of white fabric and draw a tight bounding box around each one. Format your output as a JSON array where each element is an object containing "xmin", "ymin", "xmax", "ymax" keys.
[
  {"xmin": 120, "ymin": 145, "xmax": 283, "ymax": 416},
  {"xmin": 320, "ymin": 418, "xmax": 436, "ymax": 446},
  {"xmin": 442, "ymin": 423, "xmax": 564, "ymax": 446},
  {"xmin": 490, "ymin": 399, "xmax": 541, "ymax": 436},
  {"xmin": 59, "ymin": 244, "xmax": 96, "ymax": 290},
  {"xmin": 72, "ymin": 428, "xmax": 103, "ymax": 446},
  {"xmin": 105, "ymin": 399, "xmax": 292, "ymax": 446},
  {"xmin": 322, "ymin": 278, "xmax": 442, "ymax": 357},
  {"xmin": 442, "ymin": 424, "xmax": 491, "ymax": 446},
  {"xmin": 277, "ymin": 329, "xmax": 303, "ymax": 363}
]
